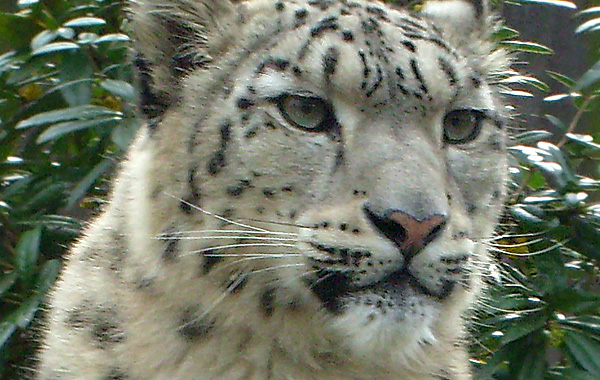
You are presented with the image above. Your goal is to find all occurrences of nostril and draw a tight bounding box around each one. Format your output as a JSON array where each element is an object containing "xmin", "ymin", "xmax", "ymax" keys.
[
  {"xmin": 363, "ymin": 205, "xmax": 408, "ymax": 244},
  {"xmin": 363, "ymin": 204, "xmax": 447, "ymax": 256},
  {"xmin": 423, "ymin": 219, "xmax": 447, "ymax": 246}
]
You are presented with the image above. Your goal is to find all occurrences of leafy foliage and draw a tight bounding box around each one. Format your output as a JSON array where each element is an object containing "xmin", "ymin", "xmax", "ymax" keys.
[{"xmin": 0, "ymin": 0, "xmax": 598, "ymax": 379}]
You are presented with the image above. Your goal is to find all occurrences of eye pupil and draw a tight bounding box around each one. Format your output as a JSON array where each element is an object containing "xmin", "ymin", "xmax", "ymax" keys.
[
  {"xmin": 278, "ymin": 94, "xmax": 332, "ymax": 132},
  {"xmin": 443, "ymin": 109, "xmax": 486, "ymax": 144}
]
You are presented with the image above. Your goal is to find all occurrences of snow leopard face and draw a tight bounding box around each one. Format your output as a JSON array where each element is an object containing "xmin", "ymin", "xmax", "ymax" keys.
[{"xmin": 39, "ymin": 1, "xmax": 509, "ymax": 379}]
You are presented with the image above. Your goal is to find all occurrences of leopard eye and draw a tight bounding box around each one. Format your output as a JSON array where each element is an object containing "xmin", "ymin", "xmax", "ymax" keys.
[
  {"xmin": 277, "ymin": 94, "xmax": 333, "ymax": 132},
  {"xmin": 443, "ymin": 109, "xmax": 486, "ymax": 144}
]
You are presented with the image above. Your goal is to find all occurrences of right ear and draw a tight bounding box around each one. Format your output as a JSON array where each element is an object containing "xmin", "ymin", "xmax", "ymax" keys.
[{"xmin": 127, "ymin": 0, "xmax": 239, "ymax": 117}]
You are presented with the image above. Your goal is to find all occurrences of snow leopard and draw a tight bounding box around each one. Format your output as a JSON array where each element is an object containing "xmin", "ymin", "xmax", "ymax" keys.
[{"xmin": 37, "ymin": 0, "xmax": 509, "ymax": 379}]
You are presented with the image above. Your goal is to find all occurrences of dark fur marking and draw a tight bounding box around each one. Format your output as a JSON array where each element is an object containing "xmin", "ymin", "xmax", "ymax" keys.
[
  {"xmin": 202, "ymin": 253, "xmax": 223, "ymax": 274},
  {"xmin": 262, "ymin": 188, "xmax": 276, "ymax": 198},
  {"xmin": 162, "ymin": 238, "xmax": 179, "ymax": 261},
  {"xmin": 401, "ymin": 40, "xmax": 416, "ymax": 53},
  {"xmin": 438, "ymin": 57, "xmax": 458, "ymax": 85},
  {"xmin": 134, "ymin": 55, "xmax": 170, "ymax": 120},
  {"xmin": 295, "ymin": 8, "xmax": 308, "ymax": 27},
  {"xmin": 341, "ymin": 29, "xmax": 354, "ymax": 41},
  {"xmin": 365, "ymin": 64, "xmax": 383, "ymax": 97},
  {"xmin": 207, "ymin": 121, "xmax": 232, "ymax": 175},
  {"xmin": 323, "ymin": 47, "xmax": 339, "ymax": 83},
  {"xmin": 92, "ymin": 306, "xmax": 125, "ymax": 348},
  {"xmin": 260, "ymin": 288, "xmax": 276, "ymax": 317},
  {"xmin": 226, "ymin": 179, "xmax": 252, "ymax": 197},
  {"xmin": 275, "ymin": 1, "xmax": 284, "ymax": 11},
  {"xmin": 308, "ymin": 0, "xmax": 334, "ymax": 11},
  {"xmin": 410, "ymin": 59, "xmax": 429, "ymax": 95},
  {"xmin": 311, "ymin": 16, "xmax": 339, "ymax": 37},
  {"xmin": 178, "ymin": 308, "xmax": 215, "ymax": 342},
  {"xmin": 105, "ymin": 368, "xmax": 128, "ymax": 380},
  {"xmin": 358, "ymin": 51, "xmax": 370, "ymax": 78},
  {"xmin": 256, "ymin": 57, "xmax": 290, "ymax": 73},
  {"xmin": 237, "ymin": 97, "xmax": 255, "ymax": 109}
]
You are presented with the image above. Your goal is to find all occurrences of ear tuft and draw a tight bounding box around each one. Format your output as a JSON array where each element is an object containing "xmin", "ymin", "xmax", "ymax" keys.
[{"xmin": 127, "ymin": 0, "xmax": 239, "ymax": 117}]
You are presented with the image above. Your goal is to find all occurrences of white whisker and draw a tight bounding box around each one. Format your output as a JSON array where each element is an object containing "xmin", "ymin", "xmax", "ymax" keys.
[
  {"xmin": 165, "ymin": 193, "xmax": 270, "ymax": 232},
  {"xmin": 190, "ymin": 243, "xmax": 297, "ymax": 255}
]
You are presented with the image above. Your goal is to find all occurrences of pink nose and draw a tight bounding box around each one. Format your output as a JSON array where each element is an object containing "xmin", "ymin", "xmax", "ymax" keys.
[{"xmin": 364, "ymin": 206, "xmax": 447, "ymax": 257}]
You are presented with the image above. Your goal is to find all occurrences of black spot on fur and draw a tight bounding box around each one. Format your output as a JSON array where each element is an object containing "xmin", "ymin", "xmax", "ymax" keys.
[
  {"xmin": 105, "ymin": 368, "xmax": 128, "ymax": 380},
  {"xmin": 275, "ymin": 1, "xmax": 284, "ymax": 11},
  {"xmin": 208, "ymin": 151, "xmax": 226, "ymax": 175},
  {"xmin": 237, "ymin": 97, "xmax": 255, "ymax": 109},
  {"xmin": 311, "ymin": 16, "xmax": 339, "ymax": 37},
  {"xmin": 92, "ymin": 307, "xmax": 126, "ymax": 348},
  {"xmin": 295, "ymin": 8, "xmax": 308, "ymax": 27},
  {"xmin": 341, "ymin": 29, "xmax": 354, "ymax": 41},
  {"xmin": 68, "ymin": 302, "xmax": 125, "ymax": 349},
  {"xmin": 207, "ymin": 121, "xmax": 232, "ymax": 175},
  {"xmin": 260, "ymin": 288, "xmax": 276, "ymax": 317},
  {"xmin": 323, "ymin": 47, "xmax": 339, "ymax": 82},
  {"xmin": 401, "ymin": 40, "xmax": 416, "ymax": 52},
  {"xmin": 226, "ymin": 179, "xmax": 252, "ymax": 197},
  {"xmin": 308, "ymin": 0, "xmax": 334, "ymax": 11},
  {"xmin": 134, "ymin": 55, "xmax": 170, "ymax": 120},
  {"xmin": 162, "ymin": 238, "xmax": 179, "ymax": 261},
  {"xmin": 178, "ymin": 308, "xmax": 215, "ymax": 342},
  {"xmin": 438, "ymin": 57, "xmax": 458, "ymax": 86},
  {"xmin": 202, "ymin": 252, "xmax": 223, "ymax": 274}
]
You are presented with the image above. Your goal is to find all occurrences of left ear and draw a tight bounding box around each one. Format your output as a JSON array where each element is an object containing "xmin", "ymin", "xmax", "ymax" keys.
[{"xmin": 420, "ymin": 0, "xmax": 491, "ymax": 45}]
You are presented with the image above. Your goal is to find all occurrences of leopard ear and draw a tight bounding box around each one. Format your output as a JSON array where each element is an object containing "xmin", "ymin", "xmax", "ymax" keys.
[
  {"xmin": 127, "ymin": 0, "xmax": 240, "ymax": 117},
  {"xmin": 421, "ymin": 0, "xmax": 491, "ymax": 44}
]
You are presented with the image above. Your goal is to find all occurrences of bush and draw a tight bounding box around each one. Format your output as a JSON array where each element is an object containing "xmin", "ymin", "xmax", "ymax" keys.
[{"xmin": 0, "ymin": 0, "xmax": 598, "ymax": 379}]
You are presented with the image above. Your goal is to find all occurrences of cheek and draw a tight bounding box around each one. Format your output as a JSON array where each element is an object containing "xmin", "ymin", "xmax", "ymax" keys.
[{"xmin": 237, "ymin": 123, "xmax": 338, "ymax": 191}]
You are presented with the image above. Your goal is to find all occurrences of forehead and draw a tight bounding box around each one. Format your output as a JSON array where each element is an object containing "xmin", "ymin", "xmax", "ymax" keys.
[{"xmin": 244, "ymin": 0, "xmax": 465, "ymax": 105}]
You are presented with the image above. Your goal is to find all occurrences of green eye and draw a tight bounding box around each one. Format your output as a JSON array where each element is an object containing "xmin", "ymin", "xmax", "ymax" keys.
[
  {"xmin": 277, "ymin": 94, "xmax": 333, "ymax": 132},
  {"xmin": 443, "ymin": 109, "xmax": 486, "ymax": 144}
]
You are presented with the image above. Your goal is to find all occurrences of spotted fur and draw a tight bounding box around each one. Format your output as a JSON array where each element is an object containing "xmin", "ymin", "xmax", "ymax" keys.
[{"xmin": 38, "ymin": 1, "xmax": 509, "ymax": 379}]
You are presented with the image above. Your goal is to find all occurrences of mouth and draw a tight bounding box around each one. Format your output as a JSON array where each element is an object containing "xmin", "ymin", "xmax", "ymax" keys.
[{"xmin": 307, "ymin": 267, "xmax": 456, "ymax": 314}]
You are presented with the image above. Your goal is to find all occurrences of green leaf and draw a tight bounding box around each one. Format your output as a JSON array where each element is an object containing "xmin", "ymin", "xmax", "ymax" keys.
[
  {"xmin": 14, "ymin": 227, "xmax": 42, "ymax": 282},
  {"xmin": 511, "ymin": 0, "xmax": 576, "ymax": 8},
  {"xmin": 492, "ymin": 26, "xmax": 519, "ymax": 40},
  {"xmin": 512, "ymin": 130, "xmax": 553, "ymax": 145},
  {"xmin": 35, "ymin": 259, "xmax": 61, "ymax": 295},
  {"xmin": 30, "ymin": 29, "xmax": 58, "ymax": 51},
  {"xmin": 37, "ymin": 117, "xmax": 120, "ymax": 143},
  {"xmin": 576, "ymin": 18, "xmax": 600, "ymax": 34},
  {"xmin": 500, "ymin": 75, "xmax": 550, "ymax": 92},
  {"xmin": 509, "ymin": 205, "xmax": 560, "ymax": 231},
  {"xmin": 59, "ymin": 51, "xmax": 93, "ymax": 106},
  {"xmin": 563, "ymin": 330, "xmax": 600, "ymax": 374},
  {"xmin": 547, "ymin": 71, "xmax": 576, "ymax": 88},
  {"xmin": 16, "ymin": 105, "xmax": 122, "ymax": 129},
  {"xmin": 63, "ymin": 16, "xmax": 107, "ymax": 28},
  {"xmin": 0, "ymin": 273, "xmax": 18, "ymax": 298},
  {"xmin": 500, "ymin": 41, "xmax": 554, "ymax": 54},
  {"xmin": 574, "ymin": 58, "xmax": 600, "ymax": 93},
  {"xmin": 0, "ymin": 322, "xmax": 17, "ymax": 349},
  {"xmin": 95, "ymin": 33, "xmax": 130, "ymax": 44},
  {"xmin": 560, "ymin": 316, "xmax": 600, "ymax": 338},
  {"xmin": 100, "ymin": 79, "xmax": 135, "ymax": 101},
  {"xmin": 31, "ymin": 41, "xmax": 80, "ymax": 56},
  {"xmin": 545, "ymin": 114, "xmax": 567, "ymax": 131},
  {"xmin": 67, "ymin": 158, "xmax": 114, "ymax": 209},
  {"xmin": 578, "ymin": 6, "xmax": 600, "ymax": 15}
]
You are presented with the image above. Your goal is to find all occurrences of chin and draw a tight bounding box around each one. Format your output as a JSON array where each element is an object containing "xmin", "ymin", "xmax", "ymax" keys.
[{"xmin": 328, "ymin": 288, "xmax": 442, "ymax": 364}]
